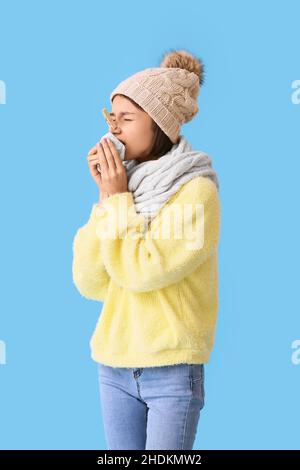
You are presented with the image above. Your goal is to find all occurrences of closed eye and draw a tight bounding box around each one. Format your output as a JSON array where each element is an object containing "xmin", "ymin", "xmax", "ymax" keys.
[{"xmin": 111, "ymin": 118, "xmax": 133, "ymax": 123}]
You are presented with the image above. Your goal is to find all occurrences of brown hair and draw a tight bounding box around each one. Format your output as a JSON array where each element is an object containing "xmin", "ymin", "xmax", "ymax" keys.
[{"xmin": 112, "ymin": 94, "xmax": 174, "ymax": 160}]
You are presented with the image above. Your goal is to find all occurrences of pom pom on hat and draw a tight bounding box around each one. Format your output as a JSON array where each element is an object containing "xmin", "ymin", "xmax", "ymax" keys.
[{"xmin": 160, "ymin": 49, "xmax": 205, "ymax": 86}]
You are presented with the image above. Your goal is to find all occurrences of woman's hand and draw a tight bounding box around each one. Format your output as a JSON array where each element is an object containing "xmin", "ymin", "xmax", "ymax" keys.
[
  {"xmin": 87, "ymin": 139, "xmax": 128, "ymax": 196},
  {"xmin": 87, "ymin": 143, "xmax": 102, "ymax": 188},
  {"xmin": 96, "ymin": 138, "xmax": 128, "ymax": 196}
]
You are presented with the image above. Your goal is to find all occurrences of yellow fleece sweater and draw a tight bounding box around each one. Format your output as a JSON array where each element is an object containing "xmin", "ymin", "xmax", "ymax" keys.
[{"xmin": 72, "ymin": 176, "xmax": 221, "ymax": 368}]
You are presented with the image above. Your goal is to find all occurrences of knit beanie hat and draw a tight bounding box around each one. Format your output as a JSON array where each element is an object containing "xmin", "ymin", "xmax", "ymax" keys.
[{"xmin": 109, "ymin": 49, "xmax": 205, "ymax": 144}]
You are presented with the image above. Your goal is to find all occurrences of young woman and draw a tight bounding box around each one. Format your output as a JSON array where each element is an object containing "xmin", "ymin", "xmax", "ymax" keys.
[{"xmin": 72, "ymin": 49, "xmax": 221, "ymax": 450}]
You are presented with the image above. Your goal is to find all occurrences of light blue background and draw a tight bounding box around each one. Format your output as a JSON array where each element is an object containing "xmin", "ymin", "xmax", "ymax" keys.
[{"xmin": 0, "ymin": 0, "xmax": 299, "ymax": 450}]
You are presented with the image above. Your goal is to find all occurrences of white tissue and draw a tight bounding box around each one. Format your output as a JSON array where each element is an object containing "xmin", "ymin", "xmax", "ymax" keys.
[{"xmin": 96, "ymin": 131, "xmax": 126, "ymax": 173}]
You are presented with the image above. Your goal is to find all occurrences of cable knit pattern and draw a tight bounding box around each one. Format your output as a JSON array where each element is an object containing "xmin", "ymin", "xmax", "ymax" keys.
[{"xmin": 110, "ymin": 60, "xmax": 202, "ymax": 143}]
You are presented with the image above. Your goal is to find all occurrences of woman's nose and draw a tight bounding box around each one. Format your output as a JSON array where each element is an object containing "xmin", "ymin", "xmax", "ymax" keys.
[{"xmin": 110, "ymin": 123, "xmax": 121, "ymax": 133}]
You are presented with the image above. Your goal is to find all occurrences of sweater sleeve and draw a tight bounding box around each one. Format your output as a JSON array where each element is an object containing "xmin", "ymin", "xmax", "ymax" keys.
[
  {"xmin": 95, "ymin": 176, "xmax": 221, "ymax": 293},
  {"xmin": 72, "ymin": 203, "xmax": 110, "ymax": 301}
]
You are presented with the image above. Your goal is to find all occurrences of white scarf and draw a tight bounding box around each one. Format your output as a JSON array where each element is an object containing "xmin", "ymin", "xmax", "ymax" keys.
[{"xmin": 122, "ymin": 134, "xmax": 219, "ymax": 222}]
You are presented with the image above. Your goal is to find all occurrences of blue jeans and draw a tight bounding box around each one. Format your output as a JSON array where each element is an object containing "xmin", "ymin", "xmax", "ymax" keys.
[{"xmin": 97, "ymin": 362, "xmax": 205, "ymax": 450}]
